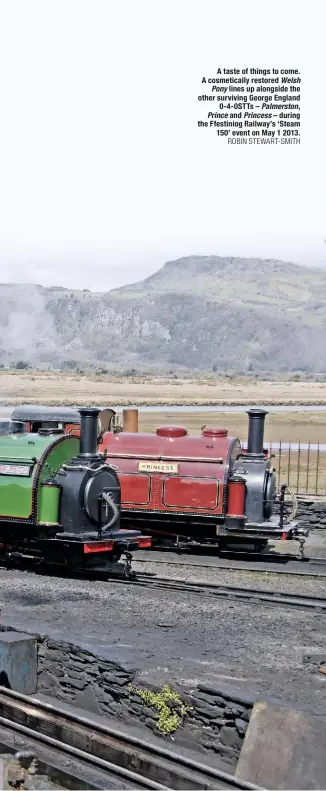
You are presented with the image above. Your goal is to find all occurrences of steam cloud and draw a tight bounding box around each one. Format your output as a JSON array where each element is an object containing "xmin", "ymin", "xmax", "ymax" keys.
[{"xmin": 0, "ymin": 285, "xmax": 59, "ymax": 367}]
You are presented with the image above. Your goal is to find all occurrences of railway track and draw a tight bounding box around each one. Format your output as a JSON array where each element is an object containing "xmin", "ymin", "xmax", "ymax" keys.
[
  {"xmin": 133, "ymin": 549, "xmax": 326, "ymax": 577},
  {"xmin": 133, "ymin": 553, "xmax": 326, "ymax": 578},
  {"xmin": 0, "ymin": 687, "xmax": 262, "ymax": 790},
  {"xmin": 33, "ymin": 555, "xmax": 326, "ymax": 609},
  {"xmin": 122, "ymin": 574, "xmax": 326, "ymax": 611}
]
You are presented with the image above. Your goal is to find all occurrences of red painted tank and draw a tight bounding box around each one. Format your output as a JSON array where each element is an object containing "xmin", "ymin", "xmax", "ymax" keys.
[
  {"xmin": 101, "ymin": 426, "xmax": 242, "ymax": 535},
  {"xmin": 101, "ymin": 409, "xmax": 304, "ymax": 549}
]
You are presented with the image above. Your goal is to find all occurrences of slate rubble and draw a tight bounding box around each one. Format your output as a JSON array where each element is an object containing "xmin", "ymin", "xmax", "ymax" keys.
[{"xmin": 33, "ymin": 634, "xmax": 252, "ymax": 768}]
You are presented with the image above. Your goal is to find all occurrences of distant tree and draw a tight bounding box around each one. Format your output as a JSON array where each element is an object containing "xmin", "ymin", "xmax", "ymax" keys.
[{"xmin": 13, "ymin": 360, "xmax": 29, "ymax": 370}]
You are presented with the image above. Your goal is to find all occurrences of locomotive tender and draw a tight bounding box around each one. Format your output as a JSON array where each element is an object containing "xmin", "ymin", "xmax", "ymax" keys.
[
  {"xmin": 0, "ymin": 407, "xmax": 150, "ymax": 571},
  {"xmin": 101, "ymin": 408, "xmax": 307, "ymax": 551}
]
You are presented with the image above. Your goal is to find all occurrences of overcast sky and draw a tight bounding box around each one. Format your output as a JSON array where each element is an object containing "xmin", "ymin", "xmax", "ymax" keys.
[{"xmin": 0, "ymin": 0, "xmax": 325, "ymax": 290}]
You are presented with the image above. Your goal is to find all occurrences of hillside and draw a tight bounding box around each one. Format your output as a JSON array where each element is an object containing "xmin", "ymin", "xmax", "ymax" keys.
[
  {"xmin": 0, "ymin": 255, "xmax": 326, "ymax": 373},
  {"xmin": 111, "ymin": 256, "xmax": 326, "ymax": 316}
]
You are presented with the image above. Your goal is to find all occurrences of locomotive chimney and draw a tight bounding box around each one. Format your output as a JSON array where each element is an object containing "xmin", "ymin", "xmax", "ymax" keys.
[
  {"xmin": 123, "ymin": 409, "xmax": 139, "ymax": 432},
  {"xmin": 246, "ymin": 408, "xmax": 267, "ymax": 456},
  {"xmin": 78, "ymin": 407, "xmax": 100, "ymax": 457}
]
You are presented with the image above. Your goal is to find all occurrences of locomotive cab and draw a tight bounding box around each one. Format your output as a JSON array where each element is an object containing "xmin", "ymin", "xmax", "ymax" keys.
[
  {"xmin": 0, "ymin": 419, "xmax": 25, "ymax": 435},
  {"xmin": 10, "ymin": 405, "xmax": 117, "ymax": 438}
]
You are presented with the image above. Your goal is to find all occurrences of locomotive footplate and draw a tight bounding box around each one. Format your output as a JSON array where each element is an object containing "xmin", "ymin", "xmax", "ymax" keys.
[
  {"xmin": 54, "ymin": 529, "xmax": 151, "ymax": 553},
  {"xmin": 219, "ymin": 520, "xmax": 307, "ymax": 541},
  {"xmin": 32, "ymin": 529, "xmax": 151, "ymax": 568}
]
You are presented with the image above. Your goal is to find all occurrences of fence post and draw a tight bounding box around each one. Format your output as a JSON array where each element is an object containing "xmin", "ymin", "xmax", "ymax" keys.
[
  {"xmin": 316, "ymin": 442, "xmax": 320, "ymax": 496},
  {"xmin": 296, "ymin": 441, "xmax": 301, "ymax": 494},
  {"xmin": 287, "ymin": 442, "xmax": 291, "ymax": 487},
  {"xmin": 278, "ymin": 440, "xmax": 282, "ymax": 489},
  {"xmin": 305, "ymin": 442, "xmax": 310, "ymax": 494}
]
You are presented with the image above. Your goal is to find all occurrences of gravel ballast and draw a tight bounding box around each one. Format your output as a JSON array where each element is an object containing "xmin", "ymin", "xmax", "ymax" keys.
[{"xmin": 1, "ymin": 565, "xmax": 326, "ymax": 717}]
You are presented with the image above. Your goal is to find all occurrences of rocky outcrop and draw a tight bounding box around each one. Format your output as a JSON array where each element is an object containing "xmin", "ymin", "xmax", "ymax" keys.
[{"xmin": 1, "ymin": 255, "xmax": 326, "ymax": 372}]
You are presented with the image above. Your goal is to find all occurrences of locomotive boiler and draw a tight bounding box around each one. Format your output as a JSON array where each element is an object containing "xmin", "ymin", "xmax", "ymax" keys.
[
  {"xmin": 0, "ymin": 407, "xmax": 150, "ymax": 572},
  {"xmin": 101, "ymin": 408, "xmax": 307, "ymax": 551}
]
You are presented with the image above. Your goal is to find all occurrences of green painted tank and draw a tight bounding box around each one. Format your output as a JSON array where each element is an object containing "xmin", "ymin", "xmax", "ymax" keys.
[{"xmin": 0, "ymin": 432, "xmax": 79, "ymax": 524}]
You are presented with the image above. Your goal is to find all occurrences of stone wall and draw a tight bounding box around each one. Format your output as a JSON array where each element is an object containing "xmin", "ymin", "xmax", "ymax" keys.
[
  {"xmin": 0, "ymin": 627, "xmax": 253, "ymax": 769},
  {"xmin": 36, "ymin": 635, "xmax": 253, "ymax": 767},
  {"xmin": 297, "ymin": 500, "xmax": 326, "ymax": 528}
]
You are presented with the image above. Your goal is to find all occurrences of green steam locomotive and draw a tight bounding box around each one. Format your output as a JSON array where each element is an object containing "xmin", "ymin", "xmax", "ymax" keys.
[{"xmin": 0, "ymin": 407, "xmax": 150, "ymax": 573}]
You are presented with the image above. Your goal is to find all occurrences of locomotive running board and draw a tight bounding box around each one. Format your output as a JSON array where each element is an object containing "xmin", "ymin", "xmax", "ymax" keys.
[{"xmin": 217, "ymin": 522, "xmax": 298, "ymax": 540}]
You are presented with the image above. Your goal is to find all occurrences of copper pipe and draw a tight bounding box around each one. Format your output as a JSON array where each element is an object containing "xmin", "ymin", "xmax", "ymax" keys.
[{"xmin": 122, "ymin": 409, "xmax": 139, "ymax": 433}]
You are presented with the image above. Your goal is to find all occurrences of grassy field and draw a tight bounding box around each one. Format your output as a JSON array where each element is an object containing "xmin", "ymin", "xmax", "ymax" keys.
[
  {"xmin": 0, "ymin": 372, "xmax": 325, "ymax": 494},
  {"xmin": 0, "ymin": 371, "xmax": 326, "ymax": 407},
  {"xmin": 0, "ymin": 371, "xmax": 325, "ymax": 443}
]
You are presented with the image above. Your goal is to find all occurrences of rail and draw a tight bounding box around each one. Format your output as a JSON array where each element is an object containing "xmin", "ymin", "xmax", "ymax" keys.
[
  {"xmin": 133, "ymin": 554, "xmax": 326, "ymax": 578},
  {"xmin": 0, "ymin": 687, "xmax": 262, "ymax": 790},
  {"xmin": 241, "ymin": 440, "xmax": 326, "ymax": 497},
  {"xmin": 132, "ymin": 575, "xmax": 326, "ymax": 611}
]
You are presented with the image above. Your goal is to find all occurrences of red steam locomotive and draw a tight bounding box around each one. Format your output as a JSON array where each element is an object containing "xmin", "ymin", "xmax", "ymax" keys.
[
  {"xmin": 101, "ymin": 408, "xmax": 306, "ymax": 552},
  {"xmin": 8, "ymin": 405, "xmax": 307, "ymax": 552}
]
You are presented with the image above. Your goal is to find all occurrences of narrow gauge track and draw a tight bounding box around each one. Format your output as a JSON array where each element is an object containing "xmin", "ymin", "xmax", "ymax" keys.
[
  {"xmin": 145, "ymin": 545, "xmax": 326, "ymax": 565},
  {"xmin": 118, "ymin": 574, "xmax": 326, "ymax": 612},
  {"xmin": 16, "ymin": 558, "xmax": 326, "ymax": 603},
  {"xmin": 0, "ymin": 687, "xmax": 262, "ymax": 790},
  {"xmin": 133, "ymin": 556, "xmax": 326, "ymax": 579}
]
